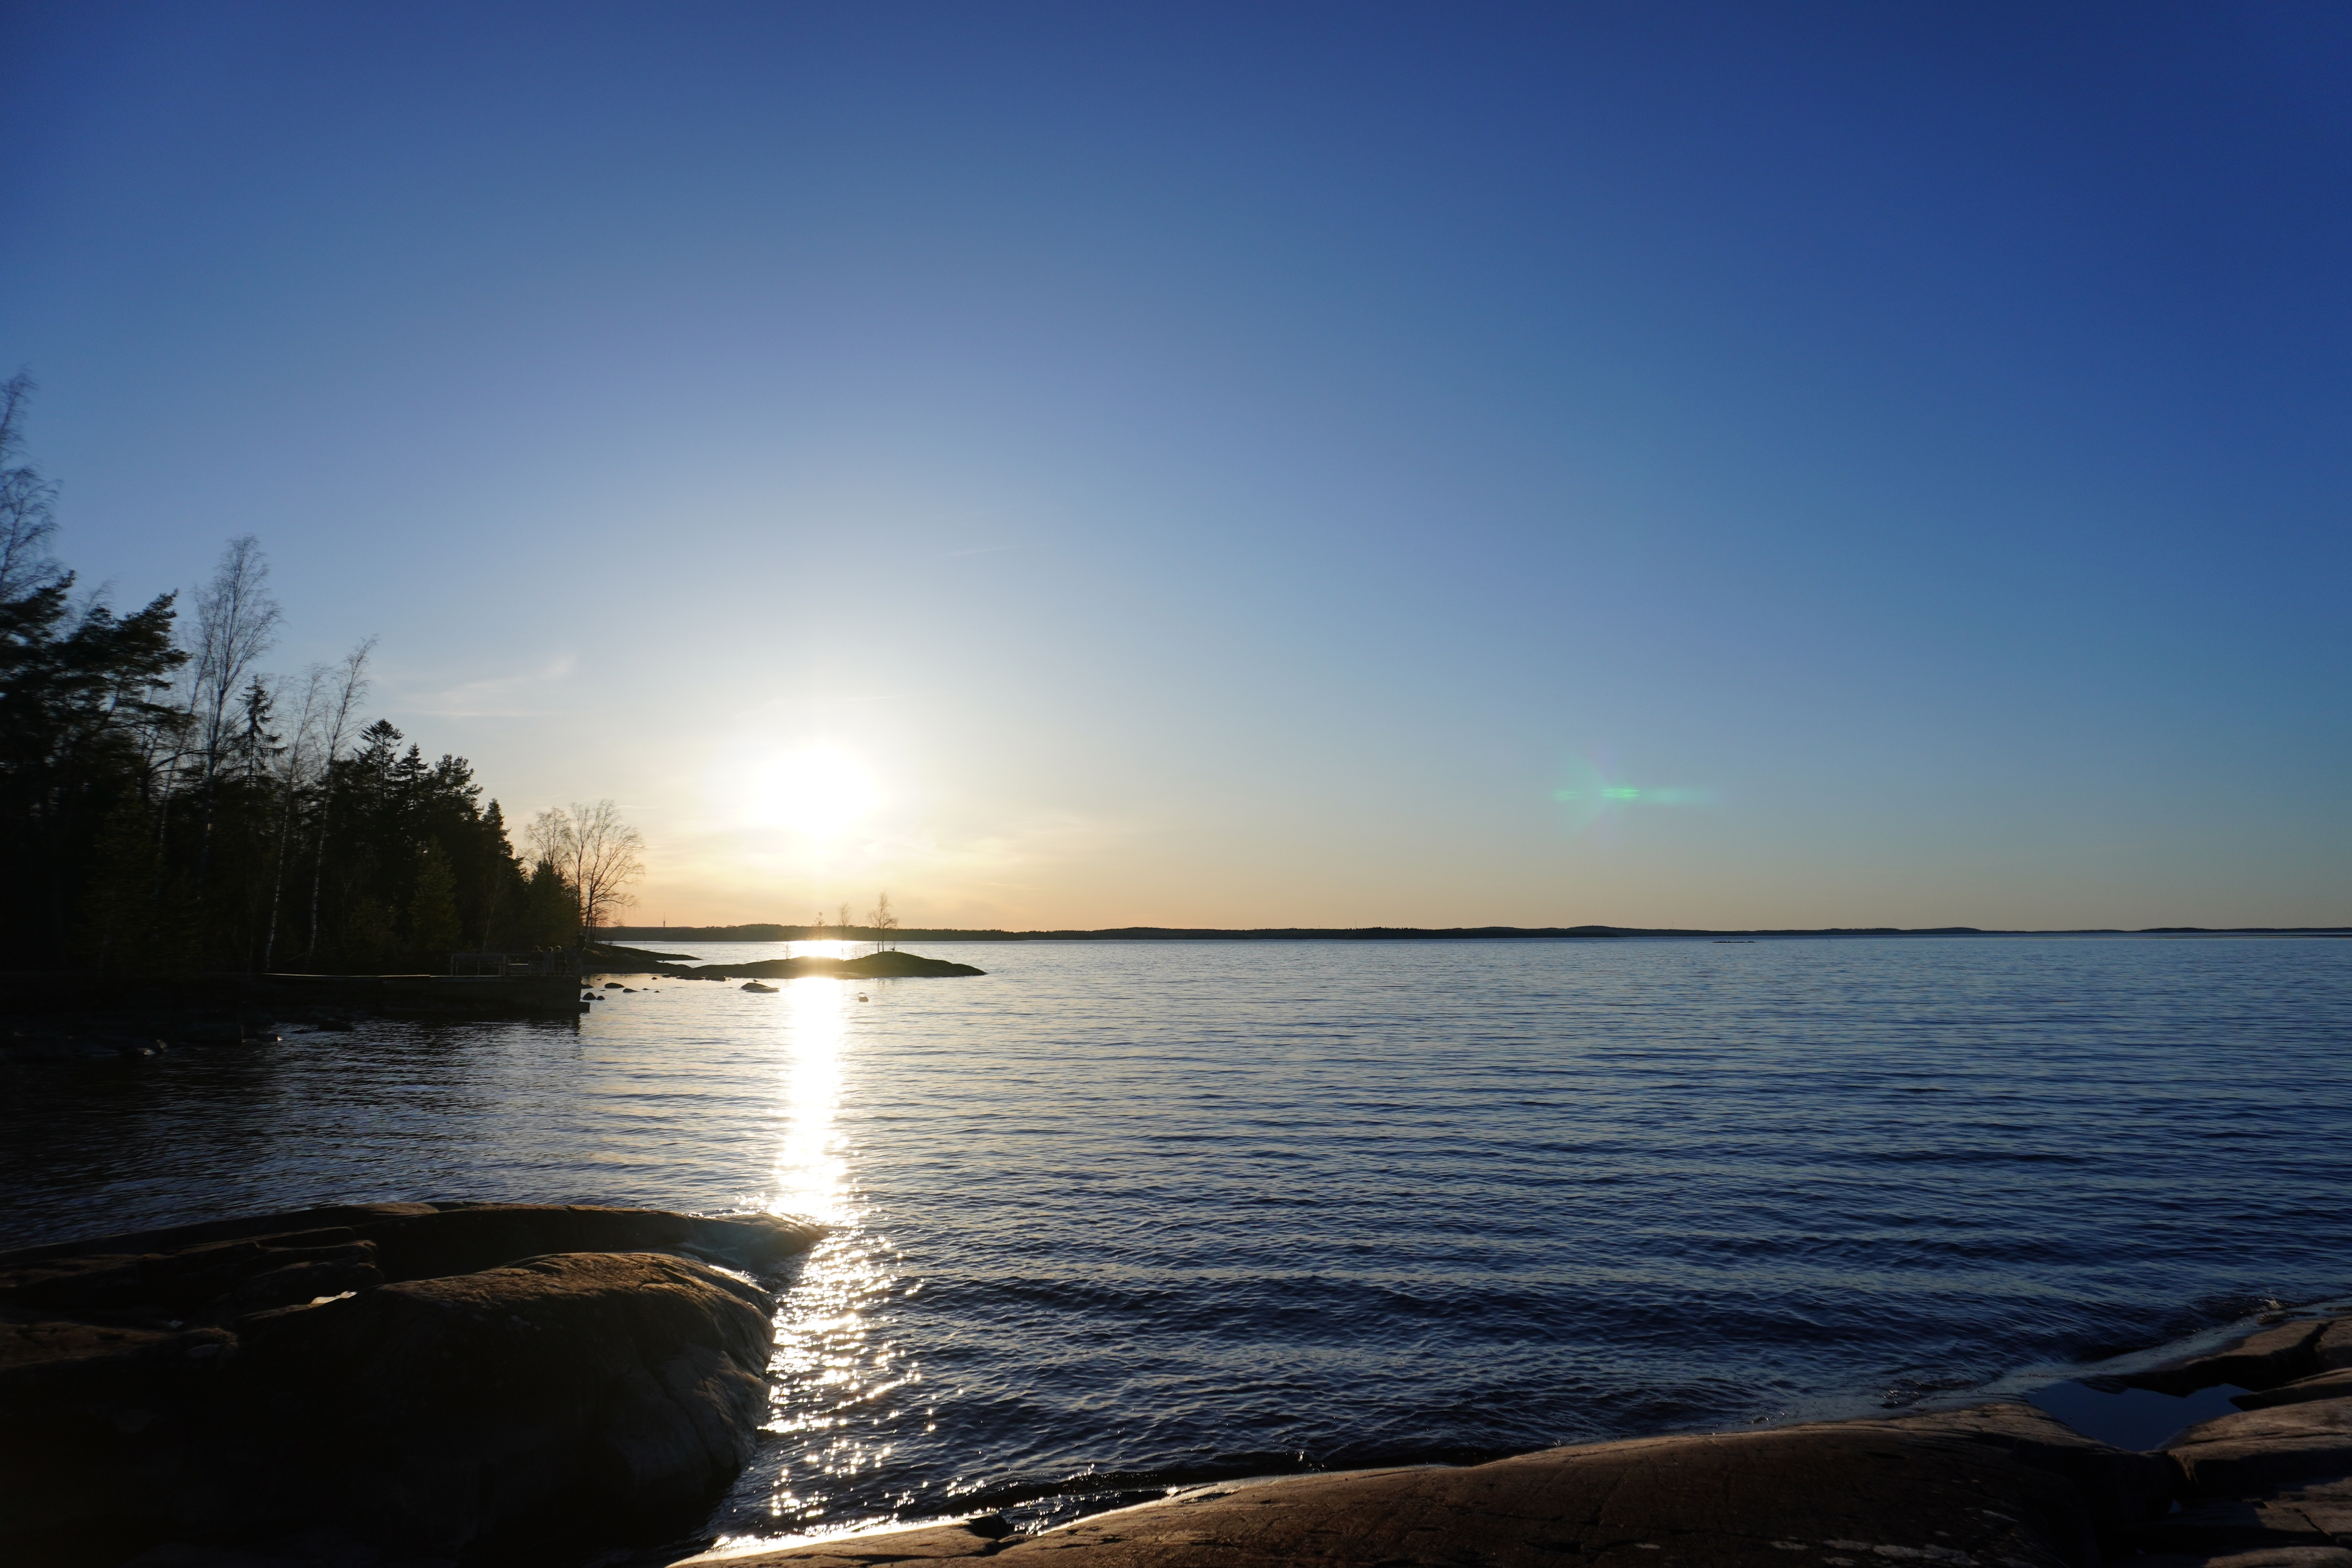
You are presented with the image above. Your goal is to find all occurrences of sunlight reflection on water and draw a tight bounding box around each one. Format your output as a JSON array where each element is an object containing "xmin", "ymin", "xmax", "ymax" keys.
[
  {"xmin": 775, "ymin": 978, "xmax": 847, "ymax": 1223},
  {"xmin": 751, "ymin": 977, "xmax": 921, "ymax": 1538},
  {"xmin": 3, "ymin": 938, "xmax": 2348, "ymax": 1554}
]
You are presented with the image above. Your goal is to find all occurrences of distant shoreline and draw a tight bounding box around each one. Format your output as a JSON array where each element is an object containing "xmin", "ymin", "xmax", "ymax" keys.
[{"xmin": 602, "ymin": 922, "xmax": 2352, "ymax": 943}]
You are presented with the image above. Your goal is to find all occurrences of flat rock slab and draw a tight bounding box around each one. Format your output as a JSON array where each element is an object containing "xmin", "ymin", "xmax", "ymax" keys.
[
  {"xmin": 0, "ymin": 1213, "xmax": 823, "ymax": 1335},
  {"xmin": 2120, "ymin": 1497, "xmax": 2344, "ymax": 1554},
  {"xmin": 2168, "ymin": 1399, "xmax": 2352, "ymax": 1497},
  {"xmin": 2239, "ymin": 1374, "xmax": 2352, "ymax": 1414},
  {"xmin": 0, "ymin": 1202, "xmax": 823, "ymax": 1565},
  {"xmin": 2125, "ymin": 1322, "xmax": 2346, "ymax": 1398},
  {"xmin": 2123, "ymin": 1552, "xmax": 2352, "ymax": 1568},
  {"xmin": 675, "ymin": 1403, "xmax": 2171, "ymax": 1568}
]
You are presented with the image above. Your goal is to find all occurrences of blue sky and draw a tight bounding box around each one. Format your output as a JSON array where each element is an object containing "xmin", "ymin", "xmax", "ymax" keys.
[{"xmin": 3, "ymin": 1, "xmax": 2345, "ymax": 928}]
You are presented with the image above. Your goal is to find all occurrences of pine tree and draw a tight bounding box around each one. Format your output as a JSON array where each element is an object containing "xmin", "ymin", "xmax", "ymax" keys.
[{"xmin": 406, "ymin": 839, "xmax": 461, "ymax": 968}]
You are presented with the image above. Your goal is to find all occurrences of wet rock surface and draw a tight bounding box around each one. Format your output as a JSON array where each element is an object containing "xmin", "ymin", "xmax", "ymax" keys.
[
  {"xmin": 671, "ymin": 1402, "xmax": 2152, "ymax": 1568},
  {"xmin": 2125, "ymin": 1314, "xmax": 2352, "ymax": 1568},
  {"xmin": 2122, "ymin": 1322, "xmax": 2340, "ymax": 1400},
  {"xmin": 663, "ymin": 1317, "xmax": 2352, "ymax": 1568},
  {"xmin": 8, "ymin": 1203, "xmax": 2344, "ymax": 1568},
  {"xmin": 0, "ymin": 1202, "xmax": 822, "ymax": 1567}
]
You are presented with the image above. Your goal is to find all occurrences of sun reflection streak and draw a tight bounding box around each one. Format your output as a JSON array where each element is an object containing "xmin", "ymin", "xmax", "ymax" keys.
[
  {"xmin": 728, "ymin": 976, "xmax": 926, "ymax": 1545},
  {"xmin": 774, "ymin": 978, "xmax": 849, "ymax": 1224}
]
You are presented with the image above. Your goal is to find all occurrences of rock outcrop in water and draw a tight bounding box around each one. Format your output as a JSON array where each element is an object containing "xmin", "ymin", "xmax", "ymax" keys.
[
  {"xmin": 696, "ymin": 953, "xmax": 984, "ymax": 980},
  {"xmin": 0, "ymin": 1201, "xmax": 823, "ymax": 1566},
  {"xmin": 666, "ymin": 1314, "xmax": 2352, "ymax": 1568},
  {"xmin": 581, "ymin": 944, "xmax": 985, "ymax": 981}
]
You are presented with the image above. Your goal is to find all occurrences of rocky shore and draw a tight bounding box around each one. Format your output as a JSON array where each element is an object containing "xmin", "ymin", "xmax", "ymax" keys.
[
  {"xmin": 6, "ymin": 1201, "xmax": 2346, "ymax": 1568},
  {"xmin": 674, "ymin": 1310, "xmax": 2352, "ymax": 1568},
  {"xmin": 0, "ymin": 971, "xmax": 588, "ymax": 1064},
  {"xmin": 0, "ymin": 947, "xmax": 985, "ymax": 1061},
  {"xmin": 0, "ymin": 1202, "xmax": 823, "ymax": 1566}
]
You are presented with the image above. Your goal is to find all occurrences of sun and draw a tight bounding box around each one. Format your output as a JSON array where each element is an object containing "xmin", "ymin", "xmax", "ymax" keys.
[{"xmin": 756, "ymin": 745, "xmax": 880, "ymax": 831}]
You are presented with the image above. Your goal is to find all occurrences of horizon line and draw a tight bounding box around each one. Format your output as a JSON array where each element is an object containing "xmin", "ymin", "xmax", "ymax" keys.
[{"xmin": 596, "ymin": 922, "xmax": 2352, "ymax": 941}]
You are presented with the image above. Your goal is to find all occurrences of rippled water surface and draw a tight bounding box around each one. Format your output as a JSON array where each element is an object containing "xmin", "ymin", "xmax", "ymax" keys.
[{"xmin": 4, "ymin": 937, "xmax": 2349, "ymax": 1547}]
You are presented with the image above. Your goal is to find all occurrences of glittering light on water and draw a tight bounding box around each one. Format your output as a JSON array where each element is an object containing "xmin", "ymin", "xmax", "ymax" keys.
[{"xmin": 743, "ymin": 976, "xmax": 928, "ymax": 1543}]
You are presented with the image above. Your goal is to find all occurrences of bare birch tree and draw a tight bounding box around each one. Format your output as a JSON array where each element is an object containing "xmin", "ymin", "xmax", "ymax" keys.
[
  {"xmin": 302, "ymin": 638, "xmax": 374, "ymax": 965},
  {"xmin": 573, "ymin": 800, "xmax": 646, "ymax": 939},
  {"xmin": 259, "ymin": 664, "xmax": 330, "ymax": 970},
  {"xmin": 0, "ymin": 371, "xmax": 62, "ymax": 601},
  {"xmin": 189, "ymin": 537, "xmax": 283, "ymax": 776},
  {"xmin": 865, "ymin": 891, "xmax": 898, "ymax": 953},
  {"xmin": 186, "ymin": 536, "xmax": 283, "ymax": 884},
  {"xmin": 530, "ymin": 801, "xmax": 645, "ymax": 943}
]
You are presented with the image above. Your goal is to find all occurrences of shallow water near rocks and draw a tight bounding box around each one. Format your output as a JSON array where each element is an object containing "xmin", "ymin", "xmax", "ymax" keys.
[
  {"xmin": 2023, "ymin": 1380, "xmax": 2252, "ymax": 1451},
  {"xmin": 3, "ymin": 936, "xmax": 2349, "ymax": 1549}
]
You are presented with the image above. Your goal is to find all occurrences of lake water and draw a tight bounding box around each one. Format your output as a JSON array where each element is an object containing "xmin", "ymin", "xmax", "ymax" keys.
[{"xmin": 4, "ymin": 937, "xmax": 2349, "ymax": 1550}]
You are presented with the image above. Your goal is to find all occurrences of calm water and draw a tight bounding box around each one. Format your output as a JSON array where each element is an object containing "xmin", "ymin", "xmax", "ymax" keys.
[{"xmin": 4, "ymin": 937, "xmax": 2350, "ymax": 1548}]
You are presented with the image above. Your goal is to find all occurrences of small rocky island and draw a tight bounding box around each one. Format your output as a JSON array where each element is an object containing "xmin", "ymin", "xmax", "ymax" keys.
[{"xmin": 588, "ymin": 944, "xmax": 985, "ymax": 980}]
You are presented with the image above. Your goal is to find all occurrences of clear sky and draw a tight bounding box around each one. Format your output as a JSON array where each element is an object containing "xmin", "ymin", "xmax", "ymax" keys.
[{"xmin": 4, "ymin": 2, "xmax": 2346, "ymax": 930}]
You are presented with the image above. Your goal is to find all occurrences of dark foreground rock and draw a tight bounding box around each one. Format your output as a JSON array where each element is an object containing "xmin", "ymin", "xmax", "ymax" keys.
[
  {"xmin": 668, "ymin": 1401, "xmax": 2170, "ymax": 1568},
  {"xmin": 0, "ymin": 1202, "xmax": 823, "ymax": 1567}
]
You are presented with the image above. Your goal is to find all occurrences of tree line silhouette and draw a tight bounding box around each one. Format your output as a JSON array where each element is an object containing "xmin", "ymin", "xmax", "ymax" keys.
[{"xmin": 0, "ymin": 375, "xmax": 631, "ymax": 973}]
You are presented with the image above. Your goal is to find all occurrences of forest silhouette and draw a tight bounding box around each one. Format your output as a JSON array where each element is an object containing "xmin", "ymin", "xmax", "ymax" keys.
[{"xmin": 0, "ymin": 375, "xmax": 605, "ymax": 974}]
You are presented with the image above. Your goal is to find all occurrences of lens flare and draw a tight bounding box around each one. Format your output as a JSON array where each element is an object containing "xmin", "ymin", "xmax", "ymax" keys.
[{"xmin": 1552, "ymin": 756, "xmax": 1713, "ymax": 833}]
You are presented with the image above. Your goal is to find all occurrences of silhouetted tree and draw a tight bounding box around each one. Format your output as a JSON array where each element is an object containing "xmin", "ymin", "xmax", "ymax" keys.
[
  {"xmin": 301, "ymin": 639, "xmax": 374, "ymax": 965},
  {"xmin": 184, "ymin": 536, "xmax": 282, "ymax": 888},
  {"xmin": 0, "ymin": 389, "xmax": 576, "ymax": 975},
  {"xmin": 569, "ymin": 800, "xmax": 646, "ymax": 941},
  {"xmin": 0, "ymin": 372, "xmax": 62, "ymax": 602},
  {"xmin": 866, "ymin": 891, "xmax": 898, "ymax": 953},
  {"xmin": 406, "ymin": 840, "xmax": 461, "ymax": 967},
  {"xmin": 1, "ymin": 570, "xmax": 189, "ymax": 962}
]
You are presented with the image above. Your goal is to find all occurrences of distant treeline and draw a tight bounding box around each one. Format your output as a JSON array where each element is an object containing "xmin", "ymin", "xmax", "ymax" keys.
[
  {"xmin": 0, "ymin": 376, "xmax": 586, "ymax": 973},
  {"xmin": 607, "ymin": 923, "xmax": 2352, "ymax": 942}
]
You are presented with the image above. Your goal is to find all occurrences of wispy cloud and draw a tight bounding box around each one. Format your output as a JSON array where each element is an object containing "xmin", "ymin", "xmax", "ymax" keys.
[{"xmin": 395, "ymin": 653, "xmax": 579, "ymax": 718}]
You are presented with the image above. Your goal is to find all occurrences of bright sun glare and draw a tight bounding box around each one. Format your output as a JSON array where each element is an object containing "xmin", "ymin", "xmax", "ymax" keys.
[{"xmin": 756, "ymin": 746, "xmax": 880, "ymax": 832}]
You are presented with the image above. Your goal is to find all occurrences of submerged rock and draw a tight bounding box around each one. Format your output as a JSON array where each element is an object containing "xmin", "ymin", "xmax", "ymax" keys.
[{"xmin": 0, "ymin": 1202, "xmax": 822, "ymax": 1565}]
